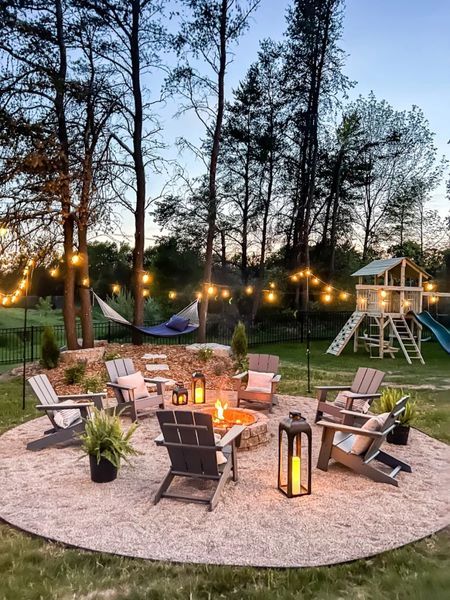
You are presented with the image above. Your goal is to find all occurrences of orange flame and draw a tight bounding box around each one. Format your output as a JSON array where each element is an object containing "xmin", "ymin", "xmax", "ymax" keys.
[{"xmin": 214, "ymin": 399, "xmax": 228, "ymax": 421}]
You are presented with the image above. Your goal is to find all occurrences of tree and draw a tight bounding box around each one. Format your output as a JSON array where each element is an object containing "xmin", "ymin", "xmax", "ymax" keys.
[{"xmin": 170, "ymin": 0, "xmax": 261, "ymax": 341}]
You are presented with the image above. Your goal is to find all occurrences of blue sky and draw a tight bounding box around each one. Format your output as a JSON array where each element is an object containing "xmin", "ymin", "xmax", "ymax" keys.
[{"xmin": 118, "ymin": 0, "xmax": 450, "ymax": 243}]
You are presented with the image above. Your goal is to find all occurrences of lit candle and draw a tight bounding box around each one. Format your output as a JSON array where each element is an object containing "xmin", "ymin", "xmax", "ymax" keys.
[
  {"xmin": 195, "ymin": 387, "xmax": 204, "ymax": 403},
  {"xmin": 291, "ymin": 455, "xmax": 301, "ymax": 495}
]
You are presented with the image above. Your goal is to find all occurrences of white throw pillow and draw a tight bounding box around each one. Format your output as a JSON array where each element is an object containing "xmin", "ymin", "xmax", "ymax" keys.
[
  {"xmin": 214, "ymin": 433, "xmax": 227, "ymax": 465},
  {"xmin": 335, "ymin": 391, "xmax": 371, "ymax": 413},
  {"xmin": 53, "ymin": 400, "xmax": 82, "ymax": 429},
  {"xmin": 350, "ymin": 412, "xmax": 390, "ymax": 455},
  {"xmin": 246, "ymin": 370, "xmax": 274, "ymax": 394},
  {"xmin": 116, "ymin": 372, "xmax": 149, "ymax": 403}
]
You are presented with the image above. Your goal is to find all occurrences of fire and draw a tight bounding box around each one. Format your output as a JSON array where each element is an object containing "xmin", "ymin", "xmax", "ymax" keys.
[{"xmin": 214, "ymin": 399, "xmax": 228, "ymax": 421}]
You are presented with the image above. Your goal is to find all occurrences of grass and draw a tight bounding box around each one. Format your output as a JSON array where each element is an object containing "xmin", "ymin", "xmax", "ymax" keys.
[
  {"xmin": 0, "ymin": 342, "xmax": 449, "ymax": 599},
  {"xmin": 0, "ymin": 307, "xmax": 64, "ymax": 329}
]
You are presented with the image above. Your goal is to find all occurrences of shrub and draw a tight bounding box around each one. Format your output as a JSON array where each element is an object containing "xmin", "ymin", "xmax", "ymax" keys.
[
  {"xmin": 231, "ymin": 321, "xmax": 248, "ymax": 371},
  {"xmin": 104, "ymin": 350, "xmax": 121, "ymax": 362},
  {"xmin": 198, "ymin": 346, "xmax": 213, "ymax": 362},
  {"xmin": 40, "ymin": 326, "xmax": 60, "ymax": 369},
  {"xmin": 35, "ymin": 296, "xmax": 53, "ymax": 319},
  {"xmin": 64, "ymin": 361, "xmax": 87, "ymax": 385},
  {"xmin": 82, "ymin": 376, "xmax": 104, "ymax": 394},
  {"xmin": 376, "ymin": 388, "xmax": 416, "ymax": 426}
]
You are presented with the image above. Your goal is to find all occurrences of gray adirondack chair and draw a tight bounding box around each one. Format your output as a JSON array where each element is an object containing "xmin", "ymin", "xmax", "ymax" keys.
[
  {"xmin": 154, "ymin": 410, "xmax": 245, "ymax": 511},
  {"xmin": 27, "ymin": 374, "xmax": 105, "ymax": 451},
  {"xmin": 105, "ymin": 358, "xmax": 165, "ymax": 420},
  {"xmin": 315, "ymin": 367, "xmax": 385, "ymax": 423},
  {"xmin": 233, "ymin": 353, "xmax": 281, "ymax": 411},
  {"xmin": 316, "ymin": 396, "xmax": 412, "ymax": 486}
]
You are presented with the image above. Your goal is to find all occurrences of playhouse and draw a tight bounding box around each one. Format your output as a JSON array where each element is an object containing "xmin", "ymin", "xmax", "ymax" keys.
[{"xmin": 327, "ymin": 257, "xmax": 450, "ymax": 364}]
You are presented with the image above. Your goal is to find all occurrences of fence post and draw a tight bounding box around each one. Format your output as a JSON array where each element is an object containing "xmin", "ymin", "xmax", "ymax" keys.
[
  {"xmin": 30, "ymin": 326, "xmax": 34, "ymax": 362},
  {"xmin": 107, "ymin": 321, "xmax": 111, "ymax": 344}
]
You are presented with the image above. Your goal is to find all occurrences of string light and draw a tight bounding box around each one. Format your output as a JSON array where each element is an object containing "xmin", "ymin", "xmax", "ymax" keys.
[
  {"xmin": 112, "ymin": 284, "xmax": 120, "ymax": 294},
  {"xmin": 323, "ymin": 294, "xmax": 332, "ymax": 303},
  {"xmin": 196, "ymin": 292, "xmax": 203, "ymax": 300},
  {"xmin": 142, "ymin": 272, "xmax": 151, "ymax": 285},
  {"xmin": 82, "ymin": 277, "xmax": 90, "ymax": 287},
  {"xmin": 245, "ymin": 286, "xmax": 253, "ymax": 295},
  {"xmin": 305, "ymin": 269, "xmax": 311, "ymax": 277},
  {"xmin": 425, "ymin": 282, "xmax": 434, "ymax": 292},
  {"xmin": 291, "ymin": 274, "xmax": 298, "ymax": 282},
  {"xmin": 339, "ymin": 292, "xmax": 349, "ymax": 301},
  {"xmin": 269, "ymin": 282, "xmax": 276, "ymax": 289},
  {"xmin": 324, "ymin": 285, "xmax": 332, "ymax": 293},
  {"xmin": 207, "ymin": 285, "xmax": 215, "ymax": 296},
  {"xmin": 380, "ymin": 289, "xmax": 387, "ymax": 299},
  {"xmin": 312, "ymin": 277, "xmax": 319, "ymax": 285},
  {"xmin": 142, "ymin": 289, "xmax": 150, "ymax": 298},
  {"xmin": 430, "ymin": 295, "xmax": 438, "ymax": 304},
  {"xmin": 267, "ymin": 291, "xmax": 276, "ymax": 302},
  {"xmin": 221, "ymin": 289, "xmax": 230, "ymax": 299},
  {"xmin": 71, "ymin": 253, "xmax": 82, "ymax": 266},
  {"xmin": 49, "ymin": 268, "xmax": 59, "ymax": 278},
  {"xmin": 168, "ymin": 291, "xmax": 177, "ymax": 300}
]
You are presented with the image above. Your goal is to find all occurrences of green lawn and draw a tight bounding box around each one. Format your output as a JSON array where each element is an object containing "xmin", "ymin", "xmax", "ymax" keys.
[
  {"xmin": 0, "ymin": 307, "xmax": 64, "ymax": 329},
  {"xmin": 0, "ymin": 342, "xmax": 449, "ymax": 599}
]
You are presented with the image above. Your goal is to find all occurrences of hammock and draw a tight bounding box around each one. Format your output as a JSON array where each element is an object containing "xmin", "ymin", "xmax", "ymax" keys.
[{"xmin": 93, "ymin": 292, "xmax": 199, "ymax": 337}]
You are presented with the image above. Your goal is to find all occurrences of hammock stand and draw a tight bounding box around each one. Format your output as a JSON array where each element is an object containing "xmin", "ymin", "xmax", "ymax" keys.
[{"xmin": 93, "ymin": 292, "xmax": 199, "ymax": 338}]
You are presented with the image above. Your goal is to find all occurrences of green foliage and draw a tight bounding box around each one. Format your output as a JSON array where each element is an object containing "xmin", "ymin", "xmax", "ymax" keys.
[
  {"xmin": 40, "ymin": 326, "xmax": 60, "ymax": 369},
  {"xmin": 231, "ymin": 321, "xmax": 248, "ymax": 370},
  {"xmin": 35, "ymin": 296, "xmax": 53, "ymax": 319},
  {"xmin": 80, "ymin": 408, "xmax": 139, "ymax": 470},
  {"xmin": 64, "ymin": 361, "xmax": 86, "ymax": 385},
  {"xmin": 106, "ymin": 289, "xmax": 163, "ymax": 323},
  {"xmin": 104, "ymin": 350, "xmax": 121, "ymax": 362},
  {"xmin": 82, "ymin": 376, "xmax": 104, "ymax": 394},
  {"xmin": 198, "ymin": 346, "xmax": 213, "ymax": 362},
  {"xmin": 377, "ymin": 388, "xmax": 417, "ymax": 426}
]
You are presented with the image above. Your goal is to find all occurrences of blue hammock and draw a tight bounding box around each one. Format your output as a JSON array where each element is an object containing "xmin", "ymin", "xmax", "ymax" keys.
[{"xmin": 93, "ymin": 292, "xmax": 199, "ymax": 338}]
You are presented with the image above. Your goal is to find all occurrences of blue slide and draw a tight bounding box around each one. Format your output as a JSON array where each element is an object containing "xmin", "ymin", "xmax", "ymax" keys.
[{"xmin": 415, "ymin": 311, "xmax": 450, "ymax": 354}]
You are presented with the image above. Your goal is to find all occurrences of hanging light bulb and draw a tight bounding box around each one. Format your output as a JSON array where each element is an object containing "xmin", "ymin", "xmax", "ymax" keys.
[
  {"xmin": 339, "ymin": 292, "xmax": 349, "ymax": 301},
  {"xmin": 325, "ymin": 285, "xmax": 332, "ymax": 293},
  {"xmin": 49, "ymin": 268, "xmax": 59, "ymax": 278},
  {"xmin": 380, "ymin": 289, "xmax": 387, "ymax": 299},
  {"xmin": 11, "ymin": 296, "xmax": 17, "ymax": 304},
  {"xmin": 2, "ymin": 297, "xmax": 10, "ymax": 306},
  {"xmin": 425, "ymin": 282, "xmax": 434, "ymax": 292},
  {"xmin": 267, "ymin": 291, "xmax": 276, "ymax": 302},
  {"xmin": 71, "ymin": 253, "xmax": 82, "ymax": 266},
  {"xmin": 430, "ymin": 295, "xmax": 438, "ymax": 304},
  {"xmin": 312, "ymin": 277, "xmax": 319, "ymax": 285},
  {"xmin": 269, "ymin": 282, "xmax": 276, "ymax": 289},
  {"xmin": 112, "ymin": 284, "xmax": 120, "ymax": 295},
  {"xmin": 305, "ymin": 269, "xmax": 311, "ymax": 277},
  {"xmin": 403, "ymin": 299, "xmax": 411, "ymax": 308},
  {"xmin": 19, "ymin": 280, "xmax": 27, "ymax": 290},
  {"xmin": 168, "ymin": 291, "xmax": 177, "ymax": 300},
  {"xmin": 298, "ymin": 271, "xmax": 304, "ymax": 278},
  {"xmin": 245, "ymin": 285, "xmax": 253, "ymax": 295},
  {"xmin": 221, "ymin": 288, "xmax": 230, "ymax": 299},
  {"xmin": 291, "ymin": 274, "xmax": 298, "ymax": 282},
  {"xmin": 82, "ymin": 277, "xmax": 89, "ymax": 287},
  {"xmin": 142, "ymin": 272, "xmax": 151, "ymax": 284},
  {"xmin": 142, "ymin": 289, "xmax": 150, "ymax": 298},
  {"xmin": 196, "ymin": 291, "xmax": 203, "ymax": 300},
  {"xmin": 207, "ymin": 285, "xmax": 215, "ymax": 296},
  {"xmin": 323, "ymin": 293, "xmax": 332, "ymax": 303}
]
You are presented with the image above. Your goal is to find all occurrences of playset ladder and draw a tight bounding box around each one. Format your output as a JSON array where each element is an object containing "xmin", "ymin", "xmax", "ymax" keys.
[
  {"xmin": 327, "ymin": 311, "xmax": 366, "ymax": 356},
  {"xmin": 389, "ymin": 315, "xmax": 424, "ymax": 365}
]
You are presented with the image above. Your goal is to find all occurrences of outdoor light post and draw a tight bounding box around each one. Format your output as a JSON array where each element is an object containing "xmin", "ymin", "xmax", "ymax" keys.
[{"xmin": 305, "ymin": 271, "xmax": 311, "ymax": 393}]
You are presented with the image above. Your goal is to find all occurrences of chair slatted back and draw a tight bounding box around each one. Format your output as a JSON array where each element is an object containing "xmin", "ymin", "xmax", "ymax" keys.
[
  {"xmin": 106, "ymin": 358, "xmax": 136, "ymax": 404},
  {"xmin": 351, "ymin": 368, "xmax": 385, "ymax": 395},
  {"xmin": 157, "ymin": 410, "xmax": 218, "ymax": 477},
  {"xmin": 248, "ymin": 354, "xmax": 279, "ymax": 374},
  {"xmin": 364, "ymin": 396, "xmax": 409, "ymax": 462},
  {"xmin": 28, "ymin": 374, "xmax": 59, "ymax": 427}
]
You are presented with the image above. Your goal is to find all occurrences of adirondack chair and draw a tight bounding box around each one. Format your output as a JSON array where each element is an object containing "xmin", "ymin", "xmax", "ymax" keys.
[
  {"xmin": 315, "ymin": 367, "xmax": 385, "ymax": 424},
  {"xmin": 316, "ymin": 396, "xmax": 412, "ymax": 486},
  {"xmin": 105, "ymin": 358, "xmax": 165, "ymax": 420},
  {"xmin": 233, "ymin": 353, "xmax": 281, "ymax": 411},
  {"xmin": 27, "ymin": 374, "xmax": 105, "ymax": 451},
  {"xmin": 154, "ymin": 410, "xmax": 245, "ymax": 511}
]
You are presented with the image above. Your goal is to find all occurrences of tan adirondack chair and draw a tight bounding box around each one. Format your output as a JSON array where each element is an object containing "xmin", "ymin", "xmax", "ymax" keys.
[
  {"xmin": 105, "ymin": 358, "xmax": 165, "ymax": 420},
  {"xmin": 154, "ymin": 410, "xmax": 244, "ymax": 511},
  {"xmin": 315, "ymin": 367, "xmax": 385, "ymax": 424},
  {"xmin": 316, "ymin": 396, "xmax": 412, "ymax": 486},
  {"xmin": 27, "ymin": 374, "xmax": 105, "ymax": 451},
  {"xmin": 233, "ymin": 353, "xmax": 281, "ymax": 411}
]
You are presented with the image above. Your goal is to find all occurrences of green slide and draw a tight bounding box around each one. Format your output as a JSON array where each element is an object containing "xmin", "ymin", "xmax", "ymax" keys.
[{"xmin": 415, "ymin": 311, "xmax": 450, "ymax": 354}]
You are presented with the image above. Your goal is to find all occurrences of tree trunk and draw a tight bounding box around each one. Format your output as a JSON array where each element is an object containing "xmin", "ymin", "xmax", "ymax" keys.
[
  {"xmin": 130, "ymin": 0, "xmax": 146, "ymax": 344},
  {"xmin": 198, "ymin": 0, "xmax": 228, "ymax": 343},
  {"xmin": 62, "ymin": 215, "xmax": 79, "ymax": 349},
  {"xmin": 78, "ymin": 225, "xmax": 94, "ymax": 348}
]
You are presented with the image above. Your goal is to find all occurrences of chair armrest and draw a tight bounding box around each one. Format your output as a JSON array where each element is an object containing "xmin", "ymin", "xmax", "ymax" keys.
[
  {"xmin": 144, "ymin": 377, "xmax": 170, "ymax": 384},
  {"xmin": 107, "ymin": 382, "xmax": 136, "ymax": 391},
  {"xmin": 154, "ymin": 433, "xmax": 164, "ymax": 445},
  {"xmin": 316, "ymin": 420, "xmax": 383, "ymax": 437},
  {"xmin": 37, "ymin": 403, "xmax": 93, "ymax": 411},
  {"xmin": 315, "ymin": 385, "xmax": 351, "ymax": 391},
  {"xmin": 344, "ymin": 392, "xmax": 381, "ymax": 400},
  {"xmin": 217, "ymin": 425, "xmax": 245, "ymax": 448},
  {"xmin": 340, "ymin": 409, "xmax": 374, "ymax": 420},
  {"xmin": 272, "ymin": 374, "xmax": 281, "ymax": 383},
  {"xmin": 232, "ymin": 371, "xmax": 248, "ymax": 380},
  {"xmin": 58, "ymin": 393, "xmax": 106, "ymax": 400}
]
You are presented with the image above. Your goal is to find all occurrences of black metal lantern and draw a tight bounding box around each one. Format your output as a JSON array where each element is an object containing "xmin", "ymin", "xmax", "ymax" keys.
[
  {"xmin": 192, "ymin": 372, "xmax": 206, "ymax": 404},
  {"xmin": 278, "ymin": 411, "xmax": 312, "ymax": 497},
  {"xmin": 172, "ymin": 382, "xmax": 188, "ymax": 406}
]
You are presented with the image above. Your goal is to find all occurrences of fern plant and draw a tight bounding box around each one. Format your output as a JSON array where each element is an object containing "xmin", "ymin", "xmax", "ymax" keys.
[{"xmin": 80, "ymin": 408, "xmax": 139, "ymax": 469}]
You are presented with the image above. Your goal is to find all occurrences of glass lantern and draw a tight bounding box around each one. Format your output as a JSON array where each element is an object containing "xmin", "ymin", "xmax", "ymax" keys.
[
  {"xmin": 172, "ymin": 382, "xmax": 188, "ymax": 406},
  {"xmin": 191, "ymin": 372, "xmax": 206, "ymax": 404},
  {"xmin": 278, "ymin": 411, "xmax": 312, "ymax": 498}
]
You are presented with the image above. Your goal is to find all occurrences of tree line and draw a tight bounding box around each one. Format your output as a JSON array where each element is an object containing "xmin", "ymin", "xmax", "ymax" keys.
[{"xmin": 0, "ymin": 0, "xmax": 448, "ymax": 346}]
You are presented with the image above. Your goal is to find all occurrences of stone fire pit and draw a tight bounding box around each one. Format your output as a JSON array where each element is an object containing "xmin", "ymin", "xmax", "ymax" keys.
[{"xmin": 198, "ymin": 404, "xmax": 270, "ymax": 450}]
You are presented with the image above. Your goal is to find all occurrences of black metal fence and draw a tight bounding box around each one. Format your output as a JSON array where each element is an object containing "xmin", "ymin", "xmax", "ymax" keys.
[{"xmin": 0, "ymin": 311, "xmax": 355, "ymax": 366}]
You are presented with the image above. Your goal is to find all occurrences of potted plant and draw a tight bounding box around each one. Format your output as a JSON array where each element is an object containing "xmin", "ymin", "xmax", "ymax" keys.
[
  {"xmin": 80, "ymin": 408, "xmax": 139, "ymax": 483},
  {"xmin": 377, "ymin": 388, "xmax": 416, "ymax": 445}
]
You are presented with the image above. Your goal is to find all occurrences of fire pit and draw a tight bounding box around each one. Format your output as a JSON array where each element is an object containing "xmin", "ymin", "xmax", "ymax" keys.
[{"xmin": 199, "ymin": 399, "xmax": 269, "ymax": 450}]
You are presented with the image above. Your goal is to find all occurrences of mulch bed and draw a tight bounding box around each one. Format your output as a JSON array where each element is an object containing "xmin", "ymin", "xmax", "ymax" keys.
[{"xmin": 20, "ymin": 344, "xmax": 236, "ymax": 397}]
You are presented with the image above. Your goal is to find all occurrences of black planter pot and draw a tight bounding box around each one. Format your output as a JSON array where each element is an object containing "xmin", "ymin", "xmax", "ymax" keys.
[
  {"xmin": 387, "ymin": 424, "xmax": 410, "ymax": 445},
  {"xmin": 89, "ymin": 455, "xmax": 118, "ymax": 483}
]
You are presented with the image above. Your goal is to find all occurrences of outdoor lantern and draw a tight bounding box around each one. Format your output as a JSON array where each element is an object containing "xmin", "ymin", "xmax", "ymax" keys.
[
  {"xmin": 172, "ymin": 382, "xmax": 188, "ymax": 406},
  {"xmin": 192, "ymin": 372, "xmax": 206, "ymax": 404},
  {"xmin": 278, "ymin": 411, "xmax": 312, "ymax": 498}
]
